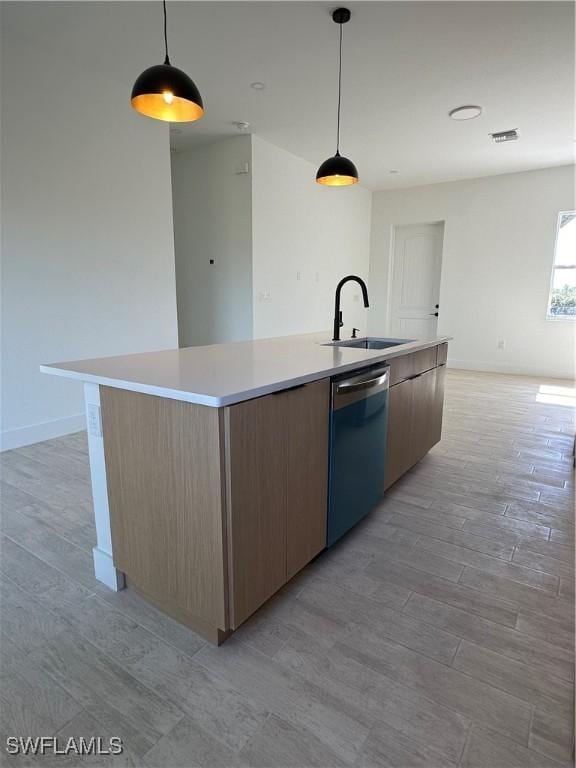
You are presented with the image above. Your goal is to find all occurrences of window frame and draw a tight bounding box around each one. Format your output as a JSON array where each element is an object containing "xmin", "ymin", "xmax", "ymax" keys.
[{"xmin": 547, "ymin": 210, "xmax": 576, "ymax": 322}]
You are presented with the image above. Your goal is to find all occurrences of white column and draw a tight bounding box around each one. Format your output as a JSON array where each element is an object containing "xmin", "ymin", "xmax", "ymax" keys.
[{"xmin": 84, "ymin": 382, "xmax": 125, "ymax": 591}]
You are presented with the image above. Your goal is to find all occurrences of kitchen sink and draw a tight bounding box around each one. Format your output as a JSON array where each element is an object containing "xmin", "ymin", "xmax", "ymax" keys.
[{"xmin": 323, "ymin": 337, "xmax": 414, "ymax": 350}]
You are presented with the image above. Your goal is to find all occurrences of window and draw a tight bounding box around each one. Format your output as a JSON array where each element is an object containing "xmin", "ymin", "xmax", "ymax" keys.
[{"xmin": 548, "ymin": 211, "xmax": 576, "ymax": 320}]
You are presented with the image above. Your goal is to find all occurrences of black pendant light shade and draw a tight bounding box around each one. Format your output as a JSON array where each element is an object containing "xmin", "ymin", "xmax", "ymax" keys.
[
  {"xmin": 316, "ymin": 151, "xmax": 358, "ymax": 186},
  {"xmin": 131, "ymin": 64, "xmax": 204, "ymax": 122},
  {"xmin": 316, "ymin": 8, "xmax": 358, "ymax": 186},
  {"xmin": 131, "ymin": 1, "xmax": 204, "ymax": 123}
]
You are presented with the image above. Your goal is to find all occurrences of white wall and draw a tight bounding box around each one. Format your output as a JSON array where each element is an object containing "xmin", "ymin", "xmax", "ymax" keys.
[
  {"xmin": 369, "ymin": 166, "xmax": 575, "ymax": 379},
  {"xmin": 251, "ymin": 136, "xmax": 372, "ymax": 339},
  {"xmin": 1, "ymin": 4, "xmax": 178, "ymax": 450},
  {"xmin": 171, "ymin": 136, "xmax": 253, "ymax": 347}
]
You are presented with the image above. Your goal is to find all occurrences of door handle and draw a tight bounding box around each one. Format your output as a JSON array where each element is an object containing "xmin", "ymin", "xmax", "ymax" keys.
[
  {"xmin": 271, "ymin": 384, "xmax": 305, "ymax": 395},
  {"xmin": 429, "ymin": 312, "xmax": 438, "ymax": 317},
  {"xmin": 336, "ymin": 370, "xmax": 389, "ymax": 394}
]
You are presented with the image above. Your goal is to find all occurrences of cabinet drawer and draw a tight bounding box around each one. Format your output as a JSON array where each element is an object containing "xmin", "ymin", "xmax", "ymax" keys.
[
  {"xmin": 413, "ymin": 347, "xmax": 438, "ymax": 377},
  {"xmin": 389, "ymin": 346, "xmax": 438, "ymax": 386},
  {"xmin": 388, "ymin": 353, "xmax": 414, "ymax": 386}
]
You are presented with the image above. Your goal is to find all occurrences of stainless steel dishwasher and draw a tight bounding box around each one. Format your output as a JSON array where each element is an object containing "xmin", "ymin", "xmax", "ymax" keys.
[{"xmin": 327, "ymin": 364, "xmax": 390, "ymax": 547}]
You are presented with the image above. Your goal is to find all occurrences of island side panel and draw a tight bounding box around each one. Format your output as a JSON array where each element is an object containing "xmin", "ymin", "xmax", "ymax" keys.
[
  {"xmin": 84, "ymin": 383, "xmax": 125, "ymax": 591},
  {"xmin": 99, "ymin": 387, "xmax": 228, "ymax": 631}
]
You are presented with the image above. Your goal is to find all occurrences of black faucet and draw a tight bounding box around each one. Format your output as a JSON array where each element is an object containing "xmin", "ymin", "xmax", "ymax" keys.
[{"xmin": 332, "ymin": 275, "xmax": 370, "ymax": 341}]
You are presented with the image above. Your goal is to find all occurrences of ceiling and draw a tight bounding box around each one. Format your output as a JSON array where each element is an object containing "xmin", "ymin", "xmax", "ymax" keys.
[{"xmin": 8, "ymin": 2, "xmax": 575, "ymax": 191}]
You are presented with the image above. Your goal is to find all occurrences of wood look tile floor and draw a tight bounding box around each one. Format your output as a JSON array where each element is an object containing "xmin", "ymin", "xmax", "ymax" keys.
[{"xmin": 1, "ymin": 370, "xmax": 574, "ymax": 767}]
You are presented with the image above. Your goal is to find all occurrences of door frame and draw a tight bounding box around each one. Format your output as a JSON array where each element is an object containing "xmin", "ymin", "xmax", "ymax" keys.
[{"xmin": 385, "ymin": 220, "xmax": 446, "ymax": 334}]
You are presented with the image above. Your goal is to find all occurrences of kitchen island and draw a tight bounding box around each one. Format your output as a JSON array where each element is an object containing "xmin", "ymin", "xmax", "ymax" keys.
[{"xmin": 42, "ymin": 331, "xmax": 450, "ymax": 644}]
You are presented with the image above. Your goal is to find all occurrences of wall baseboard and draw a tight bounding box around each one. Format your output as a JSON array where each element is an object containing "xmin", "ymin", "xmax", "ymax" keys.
[
  {"xmin": 0, "ymin": 413, "xmax": 86, "ymax": 452},
  {"xmin": 92, "ymin": 547, "xmax": 125, "ymax": 591},
  {"xmin": 448, "ymin": 358, "xmax": 575, "ymax": 382}
]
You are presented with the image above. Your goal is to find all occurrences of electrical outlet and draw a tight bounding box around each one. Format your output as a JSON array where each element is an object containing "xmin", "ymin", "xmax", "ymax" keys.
[
  {"xmin": 296, "ymin": 271, "xmax": 301, "ymax": 281},
  {"xmin": 497, "ymin": 339, "xmax": 506, "ymax": 350},
  {"xmin": 87, "ymin": 403, "xmax": 102, "ymax": 437}
]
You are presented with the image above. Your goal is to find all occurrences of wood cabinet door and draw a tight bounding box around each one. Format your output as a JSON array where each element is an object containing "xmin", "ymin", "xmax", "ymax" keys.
[
  {"xmin": 225, "ymin": 392, "xmax": 288, "ymax": 629},
  {"xmin": 385, "ymin": 347, "xmax": 447, "ymax": 490},
  {"xmin": 389, "ymin": 353, "xmax": 415, "ymax": 387},
  {"xmin": 384, "ymin": 378, "xmax": 414, "ymax": 490},
  {"xmin": 410, "ymin": 367, "xmax": 439, "ymax": 465},
  {"xmin": 286, "ymin": 380, "xmax": 330, "ymax": 580},
  {"xmin": 225, "ymin": 380, "xmax": 330, "ymax": 626},
  {"xmin": 431, "ymin": 364, "xmax": 447, "ymax": 445}
]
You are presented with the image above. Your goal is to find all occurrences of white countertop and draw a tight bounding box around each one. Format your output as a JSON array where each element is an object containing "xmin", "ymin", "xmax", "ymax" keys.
[{"xmin": 41, "ymin": 331, "xmax": 450, "ymax": 407}]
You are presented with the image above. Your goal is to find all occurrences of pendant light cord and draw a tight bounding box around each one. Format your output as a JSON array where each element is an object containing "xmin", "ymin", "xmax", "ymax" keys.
[
  {"xmin": 163, "ymin": 0, "xmax": 170, "ymax": 65},
  {"xmin": 336, "ymin": 21, "xmax": 343, "ymax": 154}
]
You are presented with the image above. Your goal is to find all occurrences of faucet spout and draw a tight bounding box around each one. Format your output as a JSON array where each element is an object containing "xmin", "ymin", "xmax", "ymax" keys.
[{"xmin": 332, "ymin": 275, "xmax": 370, "ymax": 341}]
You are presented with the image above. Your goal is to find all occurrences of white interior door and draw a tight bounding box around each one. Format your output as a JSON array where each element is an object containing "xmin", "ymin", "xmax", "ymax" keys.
[{"xmin": 390, "ymin": 222, "xmax": 444, "ymax": 338}]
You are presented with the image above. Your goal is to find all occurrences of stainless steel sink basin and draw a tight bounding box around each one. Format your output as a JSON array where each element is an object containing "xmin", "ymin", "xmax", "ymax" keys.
[{"xmin": 323, "ymin": 337, "xmax": 414, "ymax": 350}]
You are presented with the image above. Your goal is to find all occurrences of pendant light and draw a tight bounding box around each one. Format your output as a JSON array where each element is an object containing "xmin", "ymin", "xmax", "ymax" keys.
[
  {"xmin": 316, "ymin": 7, "xmax": 358, "ymax": 186},
  {"xmin": 131, "ymin": 0, "xmax": 204, "ymax": 123}
]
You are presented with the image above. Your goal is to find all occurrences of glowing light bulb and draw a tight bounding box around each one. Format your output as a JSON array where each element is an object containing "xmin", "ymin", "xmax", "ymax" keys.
[{"xmin": 163, "ymin": 91, "xmax": 174, "ymax": 105}]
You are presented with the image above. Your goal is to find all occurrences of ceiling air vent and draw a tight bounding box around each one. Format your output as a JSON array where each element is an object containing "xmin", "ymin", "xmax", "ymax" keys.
[{"xmin": 490, "ymin": 129, "xmax": 519, "ymax": 143}]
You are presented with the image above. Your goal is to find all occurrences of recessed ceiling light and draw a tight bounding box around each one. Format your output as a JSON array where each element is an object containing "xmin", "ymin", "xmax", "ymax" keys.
[
  {"xmin": 449, "ymin": 105, "xmax": 483, "ymax": 121},
  {"xmin": 250, "ymin": 82, "xmax": 265, "ymax": 90},
  {"xmin": 233, "ymin": 121, "xmax": 251, "ymax": 132}
]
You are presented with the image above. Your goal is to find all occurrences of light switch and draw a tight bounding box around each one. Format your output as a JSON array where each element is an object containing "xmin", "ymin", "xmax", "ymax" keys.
[{"xmin": 87, "ymin": 403, "xmax": 102, "ymax": 437}]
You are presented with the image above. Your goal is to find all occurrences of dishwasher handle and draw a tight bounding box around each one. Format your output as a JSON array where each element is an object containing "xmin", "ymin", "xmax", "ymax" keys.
[{"xmin": 335, "ymin": 368, "xmax": 389, "ymax": 395}]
